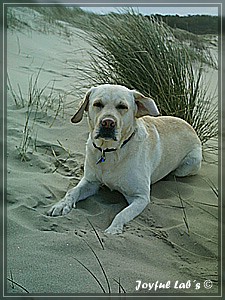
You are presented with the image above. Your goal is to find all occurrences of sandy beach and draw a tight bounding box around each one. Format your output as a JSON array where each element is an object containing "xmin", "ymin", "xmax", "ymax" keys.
[{"xmin": 5, "ymin": 7, "xmax": 219, "ymax": 296}]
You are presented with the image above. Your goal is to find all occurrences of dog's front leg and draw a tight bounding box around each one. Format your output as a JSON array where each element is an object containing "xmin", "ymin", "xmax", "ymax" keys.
[
  {"xmin": 47, "ymin": 178, "xmax": 100, "ymax": 216},
  {"xmin": 105, "ymin": 195, "xmax": 149, "ymax": 234}
]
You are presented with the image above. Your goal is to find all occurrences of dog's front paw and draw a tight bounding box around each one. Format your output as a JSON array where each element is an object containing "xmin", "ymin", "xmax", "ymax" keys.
[
  {"xmin": 104, "ymin": 224, "xmax": 123, "ymax": 235},
  {"xmin": 47, "ymin": 198, "xmax": 75, "ymax": 217}
]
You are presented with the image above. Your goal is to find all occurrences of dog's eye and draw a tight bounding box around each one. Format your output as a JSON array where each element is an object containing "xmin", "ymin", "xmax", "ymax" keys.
[
  {"xmin": 93, "ymin": 101, "xmax": 104, "ymax": 109},
  {"xmin": 116, "ymin": 104, "xmax": 128, "ymax": 110}
]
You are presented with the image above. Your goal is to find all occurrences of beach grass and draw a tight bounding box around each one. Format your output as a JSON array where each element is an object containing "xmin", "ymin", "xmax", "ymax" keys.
[
  {"xmin": 7, "ymin": 271, "xmax": 30, "ymax": 293},
  {"xmin": 7, "ymin": 68, "xmax": 66, "ymax": 161},
  {"xmin": 73, "ymin": 222, "xmax": 126, "ymax": 294},
  {"xmin": 79, "ymin": 10, "xmax": 218, "ymax": 147}
]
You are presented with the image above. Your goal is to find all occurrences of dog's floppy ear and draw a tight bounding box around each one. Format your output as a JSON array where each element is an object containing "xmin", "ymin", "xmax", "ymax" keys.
[
  {"xmin": 71, "ymin": 88, "xmax": 93, "ymax": 123},
  {"xmin": 132, "ymin": 90, "xmax": 160, "ymax": 118}
]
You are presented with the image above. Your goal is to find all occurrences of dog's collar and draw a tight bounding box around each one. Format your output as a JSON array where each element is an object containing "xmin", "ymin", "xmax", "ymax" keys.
[{"xmin": 93, "ymin": 130, "xmax": 136, "ymax": 164}]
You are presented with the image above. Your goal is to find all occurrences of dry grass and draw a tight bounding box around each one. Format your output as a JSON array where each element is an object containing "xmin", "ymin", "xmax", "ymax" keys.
[{"xmin": 7, "ymin": 68, "xmax": 66, "ymax": 161}]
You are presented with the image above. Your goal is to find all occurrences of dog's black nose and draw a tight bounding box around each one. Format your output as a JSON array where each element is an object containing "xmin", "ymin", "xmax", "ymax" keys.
[{"xmin": 101, "ymin": 118, "xmax": 116, "ymax": 129}]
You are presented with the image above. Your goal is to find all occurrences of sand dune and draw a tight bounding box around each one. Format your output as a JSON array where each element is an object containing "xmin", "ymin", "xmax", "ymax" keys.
[{"xmin": 6, "ymin": 7, "xmax": 219, "ymax": 295}]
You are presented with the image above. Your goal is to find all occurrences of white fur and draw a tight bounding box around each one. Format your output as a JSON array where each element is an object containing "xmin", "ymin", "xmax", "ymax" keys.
[{"xmin": 47, "ymin": 84, "xmax": 202, "ymax": 234}]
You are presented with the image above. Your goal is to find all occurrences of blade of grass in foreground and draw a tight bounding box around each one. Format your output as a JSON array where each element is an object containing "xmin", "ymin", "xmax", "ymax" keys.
[
  {"xmin": 87, "ymin": 218, "xmax": 105, "ymax": 250},
  {"xmin": 7, "ymin": 276, "xmax": 30, "ymax": 293},
  {"xmin": 82, "ymin": 239, "xmax": 111, "ymax": 293},
  {"xmin": 73, "ymin": 256, "xmax": 106, "ymax": 293}
]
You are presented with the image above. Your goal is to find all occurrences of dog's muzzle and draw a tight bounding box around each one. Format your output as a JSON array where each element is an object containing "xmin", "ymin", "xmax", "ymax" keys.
[{"xmin": 95, "ymin": 117, "xmax": 117, "ymax": 141}]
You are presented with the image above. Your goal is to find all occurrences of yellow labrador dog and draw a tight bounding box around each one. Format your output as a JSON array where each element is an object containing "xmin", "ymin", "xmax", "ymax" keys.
[{"xmin": 48, "ymin": 84, "xmax": 202, "ymax": 234}]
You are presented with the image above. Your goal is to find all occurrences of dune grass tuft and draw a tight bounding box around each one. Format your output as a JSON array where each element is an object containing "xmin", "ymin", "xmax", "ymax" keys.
[
  {"xmin": 7, "ymin": 68, "xmax": 66, "ymax": 161},
  {"xmin": 81, "ymin": 10, "xmax": 217, "ymax": 147}
]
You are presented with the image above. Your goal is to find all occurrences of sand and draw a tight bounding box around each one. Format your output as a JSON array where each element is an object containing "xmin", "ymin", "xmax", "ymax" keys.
[{"xmin": 5, "ymin": 7, "xmax": 220, "ymax": 296}]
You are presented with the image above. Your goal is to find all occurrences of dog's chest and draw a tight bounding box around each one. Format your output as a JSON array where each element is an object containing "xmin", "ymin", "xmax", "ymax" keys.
[
  {"xmin": 95, "ymin": 158, "xmax": 121, "ymax": 190},
  {"xmin": 97, "ymin": 170, "xmax": 114, "ymax": 189},
  {"xmin": 86, "ymin": 137, "xmax": 149, "ymax": 194},
  {"xmin": 93, "ymin": 154, "xmax": 144, "ymax": 195}
]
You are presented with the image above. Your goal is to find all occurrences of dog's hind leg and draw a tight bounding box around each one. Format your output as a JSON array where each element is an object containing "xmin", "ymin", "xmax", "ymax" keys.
[{"xmin": 173, "ymin": 147, "xmax": 202, "ymax": 177}]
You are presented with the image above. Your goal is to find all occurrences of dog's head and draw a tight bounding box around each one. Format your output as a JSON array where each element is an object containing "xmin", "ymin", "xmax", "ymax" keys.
[{"xmin": 71, "ymin": 84, "xmax": 159, "ymax": 149}]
